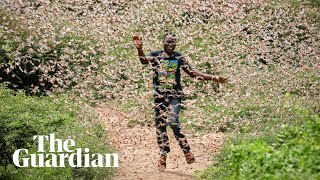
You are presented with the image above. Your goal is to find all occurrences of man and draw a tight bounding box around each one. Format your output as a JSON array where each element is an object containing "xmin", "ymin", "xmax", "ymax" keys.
[{"xmin": 132, "ymin": 32, "xmax": 227, "ymax": 172}]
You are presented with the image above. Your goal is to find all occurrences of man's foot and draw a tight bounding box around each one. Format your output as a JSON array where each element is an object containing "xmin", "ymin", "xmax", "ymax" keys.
[
  {"xmin": 184, "ymin": 151, "xmax": 195, "ymax": 164},
  {"xmin": 158, "ymin": 154, "xmax": 167, "ymax": 172}
]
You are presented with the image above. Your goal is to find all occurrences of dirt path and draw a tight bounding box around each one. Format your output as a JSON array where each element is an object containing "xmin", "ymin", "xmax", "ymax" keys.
[{"xmin": 95, "ymin": 105, "xmax": 224, "ymax": 180}]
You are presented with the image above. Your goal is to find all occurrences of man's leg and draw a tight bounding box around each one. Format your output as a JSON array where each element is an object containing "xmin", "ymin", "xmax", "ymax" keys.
[
  {"xmin": 168, "ymin": 97, "xmax": 195, "ymax": 164},
  {"xmin": 154, "ymin": 97, "xmax": 170, "ymax": 155},
  {"xmin": 154, "ymin": 96, "xmax": 170, "ymax": 171},
  {"xmin": 167, "ymin": 98, "xmax": 191, "ymax": 153}
]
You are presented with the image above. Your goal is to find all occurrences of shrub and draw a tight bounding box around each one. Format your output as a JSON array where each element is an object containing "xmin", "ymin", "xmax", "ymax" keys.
[
  {"xmin": 0, "ymin": 85, "xmax": 115, "ymax": 179},
  {"xmin": 0, "ymin": 10, "xmax": 105, "ymax": 95},
  {"xmin": 200, "ymin": 108, "xmax": 320, "ymax": 179}
]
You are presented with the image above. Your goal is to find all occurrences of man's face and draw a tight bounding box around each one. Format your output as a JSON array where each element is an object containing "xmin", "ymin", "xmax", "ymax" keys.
[{"xmin": 163, "ymin": 35, "xmax": 176, "ymax": 54}]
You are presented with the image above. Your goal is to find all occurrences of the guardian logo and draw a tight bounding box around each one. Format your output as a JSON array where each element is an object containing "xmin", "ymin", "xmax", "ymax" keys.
[{"xmin": 12, "ymin": 133, "xmax": 118, "ymax": 168}]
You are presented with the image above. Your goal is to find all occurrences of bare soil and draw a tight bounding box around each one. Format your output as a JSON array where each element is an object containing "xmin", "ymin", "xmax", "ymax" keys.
[{"xmin": 95, "ymin": 105, "xmax": 224, "ymax": 180}]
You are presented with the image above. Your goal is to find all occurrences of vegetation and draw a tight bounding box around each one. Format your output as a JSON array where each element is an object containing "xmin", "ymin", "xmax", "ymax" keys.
[
  {"xmin": 197, "ymin": 1, "xmax": 319, "ymax": 178},
  {"xmin": 199, "ymin": 107, "xmax": 320, "ymax": 179},
  {"xmin": 0, "ymin": 0, "xmax": 319, "ymax": 179},
  {"xmin": 0, "ymin": 9, "xmax": 105, "ymax": 96},
  {"xmin": 0, "ymin": 85, "xmax": 115, "ymax": 179}
]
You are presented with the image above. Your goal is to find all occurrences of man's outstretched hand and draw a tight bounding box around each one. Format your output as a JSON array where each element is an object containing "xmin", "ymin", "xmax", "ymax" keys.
[
  {"xmin": 132, "ymin": 35, "xmax": 143, "ymax": 49},
  {"xmin": 215, "ymin": 77, "xmax": 228, "ymax": 84}
]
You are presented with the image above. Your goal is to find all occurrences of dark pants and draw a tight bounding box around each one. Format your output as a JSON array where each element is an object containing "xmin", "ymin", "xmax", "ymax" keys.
[{"xmin": 154, "ymin": 94, "xmax": 191, "ymax": 155}]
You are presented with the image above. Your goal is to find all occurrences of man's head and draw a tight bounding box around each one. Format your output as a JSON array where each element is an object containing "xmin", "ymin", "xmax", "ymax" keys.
[{"xmin": 163, "ymin": 32, "xmax": 176, "ymax": 55}]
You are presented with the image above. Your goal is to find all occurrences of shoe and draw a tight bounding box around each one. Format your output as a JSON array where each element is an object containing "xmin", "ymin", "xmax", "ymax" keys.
[
  {"xmin": 184, "ymin": 151, "xmax": 195, "ymax": 164},
  {"xmin": 158, "ymin": 154, "xmax": 167, "ymax": 172}
]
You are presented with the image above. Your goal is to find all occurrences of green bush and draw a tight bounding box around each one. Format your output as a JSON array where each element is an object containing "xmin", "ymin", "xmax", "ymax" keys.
[
  {"xmin": 200, "ymin": 108, "xmax": 320, "ymax": 179},
  {"xmin": 0, "ymin": 10, "xmax": 105, "ymax": 95},
  {"xmin": 0, "ymin": 85, "xmax": 115, "ymax": 179},
  {"xmin": 306, "ymin": 0, "xmax": 320, "ymax": 7}
]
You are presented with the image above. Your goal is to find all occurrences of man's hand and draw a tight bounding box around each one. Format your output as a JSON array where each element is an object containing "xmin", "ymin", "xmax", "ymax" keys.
[
  {"xmin": 212, "ymin": 76, "xmax": 228, "ymax": 83},
  {"xmin": 217, "ymin": 77, "xmax": 228, "ymax": 84},
  {"xmin": 132, "ymin": 35, "xmax": 151, "ymax": 64},
  {"xmin": 132, "ymin": 35, "xmax": 143, "ymax": 49}
]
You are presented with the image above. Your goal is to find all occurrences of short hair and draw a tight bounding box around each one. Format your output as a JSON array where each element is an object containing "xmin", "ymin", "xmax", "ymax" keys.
[{"xmin": 163, "ymin": 32, "xmax": 176, "ymax": 41}]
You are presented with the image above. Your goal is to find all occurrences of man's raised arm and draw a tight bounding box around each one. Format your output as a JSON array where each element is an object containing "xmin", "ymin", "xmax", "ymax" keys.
[{"xmin": 132, "ymin": 35, "xmax": 154, "ymax": 64}]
